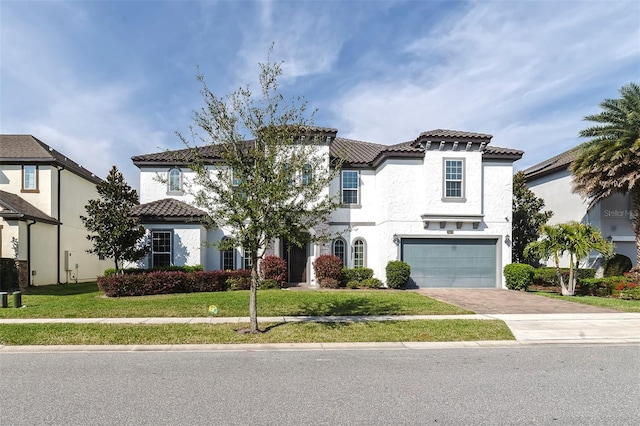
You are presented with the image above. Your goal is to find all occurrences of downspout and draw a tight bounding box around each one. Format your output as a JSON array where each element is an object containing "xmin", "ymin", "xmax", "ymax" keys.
[
  {"xmin": 27, "ymin": 219, "xmax": 36, "ymax": 287},
  {"xmin": 57, "ymin": 166, "xmax": 64, "ymax": 284}
]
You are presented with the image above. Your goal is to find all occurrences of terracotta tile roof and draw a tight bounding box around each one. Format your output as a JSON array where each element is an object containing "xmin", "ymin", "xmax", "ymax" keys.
[
  {"xmin": 132, "ymin": 198, "xmax": 208, "ymax": 222},
  {"xmin": 483, "ymin": 146, "xmax": 524, "ymax": 160},
  {"xmin": 523, "ymin": 147, "xmax": 578, "ymax": 180},
  {"xmin": 418, "ymin": 129, "xmax": 493, "ymax": 140},
  {"xmin": 0, "ymin": 135, "xmax": 103, "ymax": 184},
  {"xmin": 0, "ymin": 190, "xmax": 59, "ymax": 224},
  {"xmin": 132, "ymin": 128, "xmax": 521, "ymax": 168}
]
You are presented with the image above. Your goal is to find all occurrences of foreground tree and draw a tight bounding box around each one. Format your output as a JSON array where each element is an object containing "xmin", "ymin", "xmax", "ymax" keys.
[
  {"xmin": 525, "ymin": 222, "xmax": 613, "ymax": 295},
  {"xmin": 180, "ymin": 56, "xmax": 342, "ymax": 333},
  {"xmin": 570, "ymin": 82, "xmax": 640, "ymax": 265},
  {"xmin": 80, "ymin": 166, "xmax": 147, "ymax": 270},
  {"xmin": 512, "ymin": 171, "xmax": 553, "ymax": 264}
]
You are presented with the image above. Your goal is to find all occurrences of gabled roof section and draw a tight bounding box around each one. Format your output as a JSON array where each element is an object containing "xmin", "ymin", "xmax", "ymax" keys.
[
  {"xmin": 0, "ymin": 190, "xmax": 59, "ymax": 224},
  {"xmin": 523, "ymin": 147, "xmax": 578, "ymax": 180},
  {"xmin": 132, "ymin": 198, "xmax": 208, "ymax": 223},
  {"xmin": 0, "ymin": 135, "xmax": 103, "ymax": 184}
]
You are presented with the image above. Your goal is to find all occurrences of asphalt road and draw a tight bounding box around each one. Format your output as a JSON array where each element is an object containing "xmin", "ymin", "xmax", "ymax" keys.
[{"xmin": 2, "ymin": 345, "xmax": 638, "ymax": 425}]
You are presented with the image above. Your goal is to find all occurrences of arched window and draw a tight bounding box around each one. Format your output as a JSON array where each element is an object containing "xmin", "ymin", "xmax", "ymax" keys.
[
  {"xmin": 302, "ymin": 164, "xmax": 312, "ymax": 185},
  {"xmin": 221, "ymin": 238, "xmax": 235, "ymax": 270},
  {"xmin": 168, "ymin": 168, "xmax": 182, "ymax": 193},
  {"xmin": 353, "ymin": 238, "xmax": 366, "ymax": 268},
  {"xmin": 332, "ymin": 238, "xmax": 346, "ymax": 266}
]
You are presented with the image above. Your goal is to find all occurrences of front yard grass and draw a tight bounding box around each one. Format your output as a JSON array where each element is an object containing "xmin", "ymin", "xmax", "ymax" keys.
[
  {"xmin": 0, "ymin": 320, "xmax": 513, "ymax": 345},
  {"xmin": 533, "ymin": 290, "xmax": 640, "ymax": 312},
  {"xmin": 0, "ymin": 282, "xmax": 471, "ymax": 318}
]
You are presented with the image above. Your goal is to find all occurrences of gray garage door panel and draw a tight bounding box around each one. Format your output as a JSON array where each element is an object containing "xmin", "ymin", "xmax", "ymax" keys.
[{"xmin": 401, "ymin": 238, "xmax": 497, "ymax": 288}]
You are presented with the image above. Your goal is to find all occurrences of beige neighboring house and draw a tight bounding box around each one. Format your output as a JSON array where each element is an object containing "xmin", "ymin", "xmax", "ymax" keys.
[{"xmin": 0, "ymin": 135, "xmax": 111, "ymax": 287}]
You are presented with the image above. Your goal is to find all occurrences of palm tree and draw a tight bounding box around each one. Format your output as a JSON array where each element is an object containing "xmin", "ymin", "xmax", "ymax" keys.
[
  {"xmin": 571, "ymin": 82, "xmax": 640, "ymax": 265},
  {"xmin": 525, "ymin": 222, "xmax": 613, "ymax": 295}
]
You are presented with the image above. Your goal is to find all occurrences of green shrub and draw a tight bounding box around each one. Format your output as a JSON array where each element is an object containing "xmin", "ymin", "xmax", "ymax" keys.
[
  {"xmin": 313, "ymin": 255, "xmax": 343, "ymax": 288},
  {"xmin": 504, "ymin": 263, "xmax": 535, "ymax": 291},
  {"xmin": 0, "ymin": 258, "xmax": 19, "ymax": 291},
  {"xmin": 386, "ymin": 261, "xmax": 410, "ymax": 289},
  {"xmin": 620, "ymin": 285, "xmax": 640, "ymax": 300},
  {"xmin": 259, "ymin": 279, "xmax": 280, "ymax": 290},
  {"xmin": 259, "ymin": 256, "xmax": 287, "ymax": 286},
  {"xmin": 341, "ymin": 267, "xmax": 373, "ymax": 285},
  {"xmin": 346, "ymin": 280, "xmax": 359, "ymax": 289},
  {"xmin": 604, "ymin": 254, "xmax": 633, "ymax": 277},
  {"xmin": 579, "ymin": 276, "xmax": 629, "ymax": 297},
  {"xmin": 359, "ymin": 277, "xmax": 383, "ymax": 289},
  {"xmin": 533, "ymin": 267, "xmax": 595, "ymax": 287}
]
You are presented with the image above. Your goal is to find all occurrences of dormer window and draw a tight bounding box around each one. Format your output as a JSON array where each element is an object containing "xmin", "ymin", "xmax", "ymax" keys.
[{"xmin": 168, "ymin": 168, "xmax": 182, "ymax": 193}]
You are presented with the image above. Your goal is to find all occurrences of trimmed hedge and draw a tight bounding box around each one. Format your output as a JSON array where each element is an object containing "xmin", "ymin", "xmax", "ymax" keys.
[
  {"xmin": 579, "ymin": 276, "xmax": 634, "ymax": 297},
  {"xmin": 341, "ymin": 268, "xmax": 374, "ymax": 285},
  {"xmin": 533, "ymin": 267, "xmax": 595, "ymax": 287},
  {"xmin": 103, "ymin": 265, "xmax": 204, "ymax": 277},
  {"xmin": 504, "ymin": 263, "xmax": 535, "ymax": 291},
  {"xmin": 97, "ymin": 270, "xmax": 250, "ymax": 297},
  {"xmin": 0, "ymin": 258, "xmax": 19, "ymax": 291},
  {"xmin": 386, "ymin": 261, "xmax": 410, "ymax": 289},
  {"xmin": 313, "ymin": 255, "xmax": 343, "ymax": 288}
]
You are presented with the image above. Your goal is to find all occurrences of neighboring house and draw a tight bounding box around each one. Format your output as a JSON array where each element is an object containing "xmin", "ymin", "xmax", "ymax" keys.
[
  {"xmin": 0, "ymin": 135, "xmax": 111, "ymax": 286},
  {"xmin": 523, "ymin": 147, "xmax": 636, "ymax": 267},
  {"xmin": 131, "ymin": 128, "xmax": 522, "ymax": 288}
]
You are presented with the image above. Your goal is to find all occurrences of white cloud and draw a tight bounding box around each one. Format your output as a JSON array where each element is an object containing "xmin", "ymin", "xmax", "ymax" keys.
[{"xmin": 330, "ymin": 1, "xmax": 640, "ymax": 168}]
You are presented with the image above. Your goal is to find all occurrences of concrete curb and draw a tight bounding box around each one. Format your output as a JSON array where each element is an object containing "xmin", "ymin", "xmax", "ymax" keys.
[{"xmin": 1, "ymin": 339, "xmax": 638, "ymax": 354}]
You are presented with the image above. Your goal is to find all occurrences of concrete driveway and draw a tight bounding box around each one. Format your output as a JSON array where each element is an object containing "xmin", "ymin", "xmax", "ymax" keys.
[{"xmin": 417, "ymin": 288, "xmax": 619, "ymax": 314}]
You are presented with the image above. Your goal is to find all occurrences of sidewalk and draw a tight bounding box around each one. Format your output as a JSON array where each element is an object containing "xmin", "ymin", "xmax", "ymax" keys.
[{"xmin": 1, "ymin": 313, "xmax": 639, "ymax": 352}]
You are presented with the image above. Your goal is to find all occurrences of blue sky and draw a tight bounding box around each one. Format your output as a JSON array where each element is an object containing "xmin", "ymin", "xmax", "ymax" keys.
[{"xmin": 1, "ymin": 0, "xmax": 638, "ymax": 191}]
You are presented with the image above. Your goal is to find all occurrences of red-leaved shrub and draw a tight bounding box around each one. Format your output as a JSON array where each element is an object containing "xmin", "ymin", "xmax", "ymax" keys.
[
  {"xmin": 313, "ymin": 255, "xmax": 343, "ymax": 288},
  {"xmin": 259, "ymin": 255, "xmax": 287, "ymax": 286}
]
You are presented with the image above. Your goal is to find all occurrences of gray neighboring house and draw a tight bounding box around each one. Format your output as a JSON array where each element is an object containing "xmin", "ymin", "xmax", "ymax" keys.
[{"xmin": 523, "ymin": 147, "xmax": 636, "ymax": 267}]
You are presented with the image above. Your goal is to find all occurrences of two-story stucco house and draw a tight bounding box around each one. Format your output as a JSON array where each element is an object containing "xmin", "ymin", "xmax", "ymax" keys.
[
  {"xmin": 0, "ymin": 135, "xmax": 111, "ymax": 286},
  {"xmin": 523, "ymin": 147, "xmax": 637, "ymax": 268},
  {"xmin": 131, "ymin": 128, "xmax": 522, "ymax": 288}
]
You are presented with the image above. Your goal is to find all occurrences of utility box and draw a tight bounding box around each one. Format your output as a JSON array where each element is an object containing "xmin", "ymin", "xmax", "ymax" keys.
[{"xmin": 64, "ymin": 251, "xmax": 74, "ymax": 271}]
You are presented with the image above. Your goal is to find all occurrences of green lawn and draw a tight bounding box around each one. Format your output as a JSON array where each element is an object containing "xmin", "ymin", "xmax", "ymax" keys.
[
  {"xmin": 0, "ymin": 320, "xmax": 513, "ymax": 345},
  {"xmin": 0, "ymin": 282, "xmax": 471, "ymax": 318},
  {"xmin": 533, "ymin": 291, "xmax": 640, "ymax": 312}
]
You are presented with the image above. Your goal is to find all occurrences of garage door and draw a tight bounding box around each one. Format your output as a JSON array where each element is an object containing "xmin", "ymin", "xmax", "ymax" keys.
[{"xmin": 401, "ymin": 238, "xmax": 498, "ymax": 288}]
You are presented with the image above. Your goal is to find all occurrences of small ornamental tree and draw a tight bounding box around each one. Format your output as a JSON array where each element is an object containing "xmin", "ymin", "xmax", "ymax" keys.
[
  {"xmin": 512, "ymin": 171, "xmax": 553, "ymax": 264},
  {"xmin": 80, "ymin": 166, "xmax": 147, "ymax": 270},
  {"xmin": 180, "ymin": 52, "xmax": 343, "ymax": 332},
  {"xmin": 525, "ymin": 222, "xmax": 613, "ymax": 295}
]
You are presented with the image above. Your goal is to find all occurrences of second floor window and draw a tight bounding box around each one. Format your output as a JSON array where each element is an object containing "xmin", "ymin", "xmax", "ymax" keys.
[
  {"xmin": 342, "ymin": 170, "xmax": 359, "ymax": 205},
  {"xmin": 22, "ymin": 165, "xmax": 38, "ymax": 192},
  {"xmin": 168, "ymin": 168, "xmax": 182, "ymax": 193},
  {"xmin": 444, "ymin": 159, "xmax": 464, "ymax": 199}
]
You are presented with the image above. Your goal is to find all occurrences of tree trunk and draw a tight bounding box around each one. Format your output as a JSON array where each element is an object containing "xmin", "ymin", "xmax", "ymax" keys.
[
  {"xmin": 567, "ymin": 255, "xmax": 576, "ymax": 296},
  {"xmin": 632, "ymin": 186, "xmax": 640, "ymax": 266},
  {"xmin": 249, "ymin": 258, "xmax": 259, "ymax": 333},
  {"xmin": 555, "ymin": 255, "xmax": 570, "ymax": 296}
]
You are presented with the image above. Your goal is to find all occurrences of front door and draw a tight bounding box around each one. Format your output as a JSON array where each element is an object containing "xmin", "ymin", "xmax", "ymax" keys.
[{"xmin": 283, "ymin": 239, "xmax": 308, "ymax": 283}]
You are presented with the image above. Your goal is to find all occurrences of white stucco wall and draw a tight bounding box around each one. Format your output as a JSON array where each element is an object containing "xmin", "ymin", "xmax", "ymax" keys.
[{"xmin": 136, "ymin": 145, "xmax": 517, "ymax": 287}]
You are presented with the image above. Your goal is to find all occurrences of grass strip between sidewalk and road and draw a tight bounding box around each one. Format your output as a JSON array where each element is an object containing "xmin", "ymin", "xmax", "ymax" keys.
[
  {"xmin": 532, "ymin": 291, "xmax": 640, "ymax": 312},
  {"xmin": 0, "ymin": 283, "xmax": 471, "ymax": 318},
  {"xmin": 0, "ymin": 320, "xmax": 513, "ymax": 345}
]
